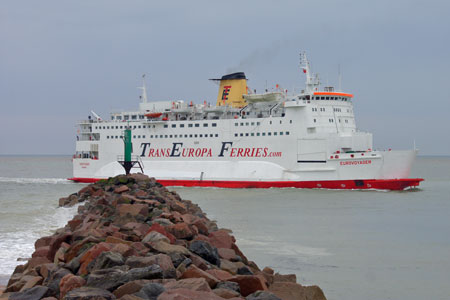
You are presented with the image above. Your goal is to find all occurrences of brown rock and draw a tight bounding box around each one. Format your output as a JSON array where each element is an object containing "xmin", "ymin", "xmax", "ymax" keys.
[
  {"xmin": 273, "ymin": 273, "xmax": 297, "ymax": 283},
  {"xmin": 32, "ymin": 246, "xmax": 50, "ymax": 258},
  {"xmin": 59, "ymin": 274, "xmax": 86, "ymax": 298},
  {"xmin": 209, "ymin": 230, "xmax": 235, "ymax": 249},
  {"xmin": 78, "ymin": 242, "xmax": 112, "ymax": 275},
  {"xmin": 166, "ymin": 223, "xmax": 194, "ymax": 240},
  {"xmin": 164, "ymin": 278, "xmax": 211, "ymax": 292},
  {"xmin": 47, "ymin": 232, "xmax": 72, "ymax": 261},
  {"xmin": 269, "ymin": 282, "xmax": 326, "ymax": 300},
  {"xmin": 110, "ymin": 243, "xmax": 138, "ymax": 257},
  {"xmin": 113, "ymin": 280, "xmax": 150, "ymax": 298},
  {"xmin": 118, "ymin": 294, "xmax": 143, "ymax": 300},
  {"xmin": 229, "ymin": 275, "xmax": 268, "ymax": 296},
  {"xmin": 213, "ymin": 287, "xmax": 241, "ymax": 299},
  {"xmin": 117, "ymin": 204, "xmax": 148, "ymax": 217},
  {"xmin": 35, "ymin": 236, "xmax": 52, "ymax": 249},
  {"xmin": 262, "ymin": 267, "xmax": 274, "ymax": 275},
  {"xmin": 220, "ymin": 259, "xmax": 238, "ymax": 275},
  {"xmin": 64, "ymin": 236, "xmax": 102, "ymax": 262},
  {"xmin": 205, "ymin": 269, "xmax": 233, "ymax": 281},
  {"xmin": 144, "ymin": 223, "xmax": 176, "ymax": 244},
  {"xmin": 169, "ymin": 200, "xmax": 187, "ymax": 214},
  {"xmin": 218, "ymin": 248, "xmax": 238, "ymax": 261},
  {"xmin": 115, "ymin": 185, "xmax": 130, "ymax": 193},
  {"xmin": 25, "ymin": 257, "xmax": 51, "ymax": 271},
  {"xmin": 180, "ymin": 265, "xmax": 219, "ymax": 288},
  {"xmin": 106, "ymin": 236, "xmax": 133, "ymax": 246},
  {"xmin": 38, "ymin": 263, "xmax": 57, "ymax": 280},
  {"xmin": 149, "ymin": 241, "xmax": 190, "ymax": 256},
  {"xmin": 19, "ymin": 276, "xmax": 43, "ymax": 292},
  {"xmin": 158, "ymin": 288, "xmax": 226, "ymax": 300},
  {"xmin": 192, "ymin": 219, "xmax": 209, "ymax": 236},
  {"xmin": 53, "ymin": 246, "xmax": 66, "ymax": 264}
]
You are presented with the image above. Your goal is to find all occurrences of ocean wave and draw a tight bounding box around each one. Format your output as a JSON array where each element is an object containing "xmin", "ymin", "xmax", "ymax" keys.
[{"xmin": 0, "ymin": 177, "xmax": 73, "ymax": 184}]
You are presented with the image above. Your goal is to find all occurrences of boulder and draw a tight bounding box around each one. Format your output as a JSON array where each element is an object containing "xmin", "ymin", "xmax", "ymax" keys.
[
  {"xmin": 63, "ymin": 287, "xmax": 116, "ymax": 300},
  {"xmin": 269, "ymin": 282, "xmax": 326, "ymax": 300},
  {"xmin": 188, "ymin": 241, "xmax": 220, "ymax": 267},
  {"xmin": 229, "ymin": 275, "xmax": 268, "ymax": 297},
  {"xmin": 205, "ymin": 269, "xmax": 233, "ymax": 281},
  {"xmin": 105, "ymin": 236, "xmax": 133, "ymax": 246},
  {"xmin": 141, "ymin": 232, "xmax": 169, "ymax": 244},
  {"xmin": 180, "ymin": 265, "xmax": 219, "ymax": 288},
  {"xmin": 32, "ymin": 247, "xmax": 50, "ymax": 258},
  {"xmin": 113, "ymin": 280, "xmax": 150, "ymax": 298},
  {"xmin": 163, "ymin": 278, "xmax": 211, "ymax": 292},
  {"xmin": 90, "ymin": 251, "xmax": 125, "ymax": 272},
  {"xmin": 59, "ymin": 274, "xmax": 86, "ymax": 299},
  {"xmin": 218, "ymin": 248, "xmax": 238, "ymax": 261},
  {"xmin": 158, "ymin": 288, "xmax": 227, "ymax": 300},
  {"xmin": 79, "ymin": 242, "xmax": 112, "ymax": 275},
  {"xmin": 208, "ymin": 230, "xmax": 234, "ymax": 249},
  {"xmin": 134, "ymin": 283, "xmax": 165, "ymax": 300},
  {"xmin": 246, "ymin": 291, "xmax": 282, "ymax": 300},
  {"xmin": 144, "ymin": 224, "xmax": 176, "ymax": 244},
  {"xmin": 213, "ymin": 288, "xmax": 241, "ymax": 299},
  {"xmin": 117, "ymin": 204, "xmax": 148, "ymax": 217},
  {"xmin": 114, "ymin": 186, "xmax": 130, "ymax": 194},
  {"xmin": 19, "ymin": 276, "xmax": 44, "ymax": 292},
  {"xmin": 9, "ymin": 286, "xmax": 48, "ymax": 300},
  {"xmin": 166, "ymin": 223, "xmax": 194, "ymax": 240},
  {"xmin": 43, "ymin": 267, "xmax": 72, "ymax": 297},
  {"xmin": 149, "ymin": 241, "xmax": 190, "ymax": 256},
  {"xmin": 125, "ymin": 254, "xmax": 175, "ymax": 279},
  {"xmin": 216, "ymin": 281, "xmax": 240, "ymax": 293}
]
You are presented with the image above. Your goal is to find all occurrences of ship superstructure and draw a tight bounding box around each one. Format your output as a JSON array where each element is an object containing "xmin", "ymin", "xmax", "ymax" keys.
[{"xmin": 70, "ymin": 53, "xmax": 423, "ymax": 190}]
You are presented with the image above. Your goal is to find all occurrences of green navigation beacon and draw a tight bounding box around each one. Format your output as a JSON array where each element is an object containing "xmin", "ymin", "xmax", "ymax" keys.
[{"xmin": 118, "ymin": 126, "xmax": 144, "ymax": 175}]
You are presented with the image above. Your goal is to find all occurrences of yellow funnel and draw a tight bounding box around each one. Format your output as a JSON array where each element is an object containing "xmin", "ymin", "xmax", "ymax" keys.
[{"xmin": 213, "ymin": 72, "xmax": 248, "ymax": 108}]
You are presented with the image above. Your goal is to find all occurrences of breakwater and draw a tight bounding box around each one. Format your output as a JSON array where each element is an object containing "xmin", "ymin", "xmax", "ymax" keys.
[{"xmin": 1, "ymin": 174, "xmax": 326, "ymax": 300}]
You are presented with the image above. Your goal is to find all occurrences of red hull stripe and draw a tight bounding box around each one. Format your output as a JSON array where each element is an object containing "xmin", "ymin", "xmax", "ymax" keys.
[{"xmin": 67, "ymin": 177, "xmax": 423, "ymax": 191}]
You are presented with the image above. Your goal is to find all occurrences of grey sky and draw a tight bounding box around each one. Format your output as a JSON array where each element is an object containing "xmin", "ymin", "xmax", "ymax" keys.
[{"xmin": 1, "ymin": 0, "xmax": 449, "ymax": 155}]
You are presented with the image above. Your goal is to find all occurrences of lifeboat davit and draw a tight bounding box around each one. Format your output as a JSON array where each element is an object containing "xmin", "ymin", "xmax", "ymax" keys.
[{"xmin": 145, "ymin": 112, "xmax": 163, "ymax": 118}]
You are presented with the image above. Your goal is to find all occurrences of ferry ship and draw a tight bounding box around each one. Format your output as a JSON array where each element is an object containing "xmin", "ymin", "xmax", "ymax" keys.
[{"xmin": 69, "ymin": 53, "xmax": 423, "ymax": 190}]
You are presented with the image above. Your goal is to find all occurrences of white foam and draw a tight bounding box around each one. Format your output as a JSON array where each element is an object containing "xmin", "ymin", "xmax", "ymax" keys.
[{"xmin": 0, "ymin": 177, "xmax": 72, "ymax": 184}]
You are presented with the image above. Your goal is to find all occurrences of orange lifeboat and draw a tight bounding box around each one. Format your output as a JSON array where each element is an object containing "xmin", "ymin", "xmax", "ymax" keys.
[{"xmin": 145, "ymin": 112, "xmax": 163, "ymax": 118}]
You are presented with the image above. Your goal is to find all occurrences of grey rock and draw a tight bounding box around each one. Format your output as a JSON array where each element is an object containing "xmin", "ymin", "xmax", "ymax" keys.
[
  {"xmin": 188, "ymin": 240, "xmax": 220, "ymax": 266},
  {"xmin": 237, "ymin": 266, "xmax": 254, "ymax": 275},
  {"xmin": 43, "ymin": 267, "xmax": 71, "ymax": 297},
  {"xmin": 125, "ymin": 265, "xmax": 163, "ymax": 281},
  {"xmin": 134, "ymin": 283, "xmax": 165, "ymax": 300},
  {"xmin": 9, "ymin": 286, "xmax": 49, "ymax": 300},
  {"xmin": 216, "ymin": 281, "xmax": 240, "ymax": 293},
  {"xmin": 91, "ymin": 251, "xmax": 124, "ymax": 271},
  {"xmin": 246, "ymin": 291, "xmax": 282, "ymax": 300},
  {"xmin": 167, "ymin": 253, "xmax": 185, "ymax": 268},
  {"xmin": 63, "ymin": 287, "xmax": 116, "ymax": 300}
]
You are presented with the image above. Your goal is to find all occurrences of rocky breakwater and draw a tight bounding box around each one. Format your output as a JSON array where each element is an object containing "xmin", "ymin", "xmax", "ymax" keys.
[{"xmin": 2, "ymin": 174, "xmax": 326, "ymax": 300}]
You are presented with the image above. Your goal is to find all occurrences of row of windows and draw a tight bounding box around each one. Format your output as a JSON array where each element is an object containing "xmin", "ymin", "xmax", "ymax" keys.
[
  {"xmin": 96, "ymin": 125, "xmax": 146, "ymax": 130},
  {"xmin": 106, "ymin": 134, "xmax": 220, "ymax": 139},
  {"xmin": 300, "ymin": 96, "xmax": 349, "ymax": 101},
  {"xmin": 234, "ymin": 131, "xmax": 290, "ymax": 137},
  {"xmin": 111, "ymin": 115, "xmax": 145, "ymax": 121},
  {"xmin": 312, "ymin": 107, "xmax": 350, "ymax": 113},
  {"xmin": 313, "ymin": 118, "xmax": 351, "ymax": 123},
  {"xmin": 164, "ymin": 123, "xmax": 217, "ymax": 129}
]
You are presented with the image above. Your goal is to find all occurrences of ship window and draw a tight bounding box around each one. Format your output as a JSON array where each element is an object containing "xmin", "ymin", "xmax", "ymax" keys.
[
  {"xmin": 164, "ymin": 125, "xmax": 168, "ymax": 128},
  {"xmin": 189, "ymin": 134, "xmax": 193, "ymax": 138},
  {"xmin": 240, "ymin": 133, "xmax": 243, "ymax": 137},
  {"xmin": 120, "ymin": 126, "xmax": 123, "ymax": 129},
  {"xmin": 180, "ymin": 124, "xmax": 185, "ymax": 128},
  {"xmin": 314, "ymin": 119, "xmax": 316, "ymax": 123},
  {"xmin": 154, "ymin": 135, "xmax": 157, "ymax": 138},
  {"xmin": 143, "ymin": 125, "xmax": 146, "ymax": 128},
  {"xmin": 133, "ymin": 135, "xmax": 136, "ymax": 138},
  {"xmin": 172, "ymin": 124, "xmax": 176, "ymax": 128},
  {"xmin": 262, "ymin": 133, "xmax": 266, "ymax": 136},
  {"xmin": 107, "ymin": 126, "xmax": 109, "ymax": 129},
  {"xmin": 124, "ymin": 115, "xmax": 129, "ymax": 120},
  {"xmin": 246, "ymin": 122, "xmax": 249, "ymax": 126},
  {"xmin": 117, "ymin": 116, "xmax": 122, "ymax": 120},
  {"xmin": 160, "ymin": 135, "xmax": 163, "ymax": 138},
  {"xmin": 235, "ymin": 133, "xmax": 238, "ymax": 137},
  {"xmin": 290, "ymin": 120, "xmax": 292, "ymax": 124},
  {"xmin": 169, "ymin": 135, "xmax": 173, "ymax": 138},
  {"xmin": 152, "ymin": 125, "xmax": 155, "ymax": 128},
  {"xmin": 184, "ymin": 134, "xmax": 188, "ymax": 138},
  {"xmin": 106, "ymin": 136, "xmax": 109, "ymax": 139},
  {"xmin": 195, "ymin": 124, "xmax": 200, "ymax": 127},
  {"xmin": 150, "ymin": 135, "xmax": 153, "ymax": 138},
  {"xmin": 215, "ymin": 134, "xmax": 218, "ymax": 137},
  {"xmin": 274, "ymin": 132, "xmax": 277, "ymax": 136},
  {"xmin": 210, "ymin": 134, "xmax": 213, "ymax": 137},
  {"xmin": 286, "ymin": 131, "xmax": 290, "ymax": 135},
  {"xmin": 212, "ymin": 123, "xmax": 217, "ymax": 127},
  {"xmin": 235, "ymin": 123, "xmax": 238, "ymax": 126},
  {"xmin": 251, "ymin": 133, "xmax": 254, "ymax": 136},
  {"xmin": 240, "ymin": 123, "xmax": 244, "ymax": 126},
  {"xmin": 251, "ymin": 122, "xmax": 255, "ymax": 125},
  {"xmin": 270, "ymin": 121, "xmax": 272, "ymax": 125},
  {"xmin": 200, "ymin": 134, "xmax": 203, "ymax": 137},
  {"xmin": 188, "ymin": 124, "xmax": 193, "ymax": 127},
  {"xmin": 132, "ymin": 115, "xmax": 137, "ymax": 120},
  {"xmin": 138, "ymin": 126, "xmax": 141, "ymax": 128},
  {"xmin": 257, "ymin": 122, "xmax": 260, "ymax": 126},
  {"xmin": 203, "ymin": 123, "xmax": 208, "ymax": 127},
  {"xmin": 280, "ymin": 132, "xmax": 283, "ymax": 135},
  {"xmin": 139, "ymin": 115, "xmax": 144, "ymax": 119},
  {"xmin": 133, "ymin": 126, "xmax": 136, "ymax": 129},
  {"xmin": 174, "ymin": 135, "xmax": 177, "ymax": 138},
  {"xmin": 165, "ymin": 135, "xmax": 168, "ymax": 138},
  {"xmin": 268, "ymin": 132, "xmax": 272, "ymax": 136},
  {"xmin": 280, "ymin": 120, "xmax": 282, "ymax": 124},
  {"xmin": 257, "ymin": 133, "xmax": 260, "ymax": 136},
  {"xmin": 245, "ymin": 133, "xmax": 249, "ymax": 136},
  {"xmin": 194, "ymin": 134, "xmax": 198, "ymax": 137}
]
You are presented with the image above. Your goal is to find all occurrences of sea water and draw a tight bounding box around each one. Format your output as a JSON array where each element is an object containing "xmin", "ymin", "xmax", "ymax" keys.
[{"xmin": 0, "ymin": 155, "xmax": 449, "ymax": 300}]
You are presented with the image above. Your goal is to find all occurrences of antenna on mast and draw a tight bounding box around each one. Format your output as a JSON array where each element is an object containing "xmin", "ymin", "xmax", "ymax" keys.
[
  {"xmin": 138, "ymin": 74, "xmax": 148, "ymax": 103},
  {"xmin": 300, "ymin": 52, "xmax": 320, "ymax": 93},
  {"xmin": 338, "ymin": 64, "xmax": 342, "ymax": 92}
]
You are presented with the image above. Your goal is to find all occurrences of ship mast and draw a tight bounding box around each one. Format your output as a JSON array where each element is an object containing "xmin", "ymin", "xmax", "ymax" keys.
[
  {"xmin": 300, "ymin": 52, "xmax": 320, "ymax": 93},
  {"xmin": 138, "ymin": 74, "xmax": 148, "ymax": 103}
]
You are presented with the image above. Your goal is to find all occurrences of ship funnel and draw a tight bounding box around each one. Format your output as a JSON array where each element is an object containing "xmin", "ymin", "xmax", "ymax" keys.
[{"xmin": 210, "ymin": 72, "xmax": 248, "ymax": 108}]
